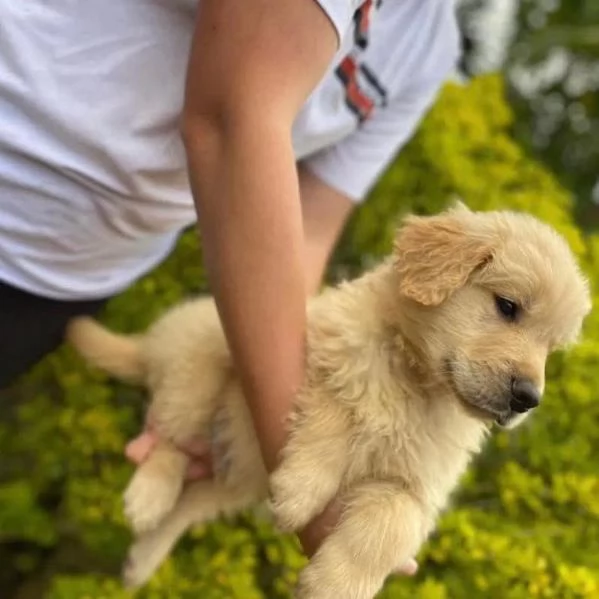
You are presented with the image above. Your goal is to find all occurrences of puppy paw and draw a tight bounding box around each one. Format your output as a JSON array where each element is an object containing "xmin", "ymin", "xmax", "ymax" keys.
[
  {"xmin": 294, "ymin": 572, "xmax": 335, "ymax": 599},
  {"xmin": 295, "ymin": 566, "xmax": 376, "ymax": 599},
  {"xmin": 294, "ymin": 580, "xmax": 357, "ymax": 599},
  {"xmin": 268, "ymin": 472, "xmax": 315, "ymax": 532},
  {"xmin": 269, "ymin": 496, "xmax": 309, "ymax": 533},
  {"xmin": 268, "ymin": 458, "xmax": 341, "ymax": 534},
  {"xmin": 122, "ymin": 533, "xmax": 169, "ymax": 589},
  {"xmin": 296, "ymin": 541, "xmax": 388, "ymax": 599},
  {"xmin": 124, "ymin": 472, "xmax": 182, "ymax": 534}
]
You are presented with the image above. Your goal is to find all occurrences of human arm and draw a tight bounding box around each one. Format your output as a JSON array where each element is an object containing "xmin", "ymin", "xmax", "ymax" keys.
[
  {"xmin": 124, "ymin": 166, "xmax": 355, "ymax": 479},
  {"xmin": 180, "ymin": 0, "xmax": 340, "ymax": 472}
]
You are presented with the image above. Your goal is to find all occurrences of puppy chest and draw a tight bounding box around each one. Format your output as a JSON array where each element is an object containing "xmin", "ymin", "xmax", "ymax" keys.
[{"xmin": 343, "ymin": 430, "xmax": 474, "ymax": 505}]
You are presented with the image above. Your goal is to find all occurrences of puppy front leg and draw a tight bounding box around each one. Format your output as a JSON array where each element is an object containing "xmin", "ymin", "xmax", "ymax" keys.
[
  {"xmin": 296, "ymin": 482, "xmax": 433, "ymax": 599},
  {"xmin": 269, "ymin": 401, "xmax": 350, "ymax": 532}
]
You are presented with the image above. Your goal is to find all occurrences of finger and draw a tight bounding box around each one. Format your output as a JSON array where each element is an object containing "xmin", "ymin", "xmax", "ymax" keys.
[
  {"xmin": 125, "ymin": 432, "xmax": 157, "ymax": 464},
  {"xmin": 185, "ymin": 460, "xmax": 214, "ymax": 481},
  {"xmin": 176, "ymin": 437, "xmax": 212, "ymax": 458},
  {"xmin": 298, "ymin": 501, "xmax": 341, "ymax": 557},
  {"xmin": 394, "ymin": 558, "xmax": 419, "ymax": 577}
]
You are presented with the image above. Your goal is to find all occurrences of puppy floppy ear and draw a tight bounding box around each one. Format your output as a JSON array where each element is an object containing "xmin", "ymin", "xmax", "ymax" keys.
[
  {"xmin": 394, "ymin": 211, "xmax": 494, "ymax": 306},
  {"xmin": 448, "ymin": 196, "xmax": 471, "ymax": 214}
]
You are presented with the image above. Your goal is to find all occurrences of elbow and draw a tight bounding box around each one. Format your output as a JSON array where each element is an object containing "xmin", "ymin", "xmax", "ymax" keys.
[
  {"xmin": 180, "ymin": 105, "xmax": 223, "ymax": 159},
  {"xmin": 179, "ymin": 98, "xmax": 237, "ymax": 188},
  {"xmin": 180, "ymin": 90, "xmax": 294, "ymax": 156},
  {"xmin": 180, "ymin": 84, "xmax": 248, "ymax": 154},
  {"xmin": 180, "ymin": 89, "xmax": 296, "ymax": 193},
  {"xmin": 179, "ymin": 97, "xmax": 255, "ymax": 173}
]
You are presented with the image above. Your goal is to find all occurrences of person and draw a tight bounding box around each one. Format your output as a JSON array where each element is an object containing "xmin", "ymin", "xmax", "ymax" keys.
[{"xmin": 0, "ymin": 0, "xmax": 460, "ymax": 570}]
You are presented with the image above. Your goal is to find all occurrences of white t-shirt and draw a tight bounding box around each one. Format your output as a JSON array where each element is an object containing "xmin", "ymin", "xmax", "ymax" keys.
[{"xmin": 0, "ymin": 0, "xmax": 459, "ymax": 300}]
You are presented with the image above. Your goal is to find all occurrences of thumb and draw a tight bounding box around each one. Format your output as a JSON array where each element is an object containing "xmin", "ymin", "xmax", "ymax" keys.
[{"xmin": 125, "ymin": 431, "xmax": 157, "ymax": 464}]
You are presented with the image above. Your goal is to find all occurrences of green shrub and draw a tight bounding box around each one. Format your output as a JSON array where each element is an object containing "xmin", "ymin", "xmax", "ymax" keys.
[{"xmin": 1, "ymin": 75, "xmax": 597, "ymax": 598}]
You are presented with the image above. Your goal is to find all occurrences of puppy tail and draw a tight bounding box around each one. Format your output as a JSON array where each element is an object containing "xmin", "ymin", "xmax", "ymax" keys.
[{"xmin": 66, "ymin": 317, "xmax": 145, "ymax": 384}]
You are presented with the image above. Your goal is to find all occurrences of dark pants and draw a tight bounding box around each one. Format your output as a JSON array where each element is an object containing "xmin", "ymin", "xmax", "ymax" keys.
[{"xmin": 0, "ymin": 280, "xmax": 108, "ymax": 388}]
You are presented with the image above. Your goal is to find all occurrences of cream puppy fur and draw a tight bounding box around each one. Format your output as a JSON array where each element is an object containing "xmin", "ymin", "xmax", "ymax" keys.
[{"xmin": 67, "ymin": 204, "xmax": 591, "ymax": 599}]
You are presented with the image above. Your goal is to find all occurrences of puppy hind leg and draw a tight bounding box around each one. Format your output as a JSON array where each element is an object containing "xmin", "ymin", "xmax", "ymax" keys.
[
  {"xmin": 124, "ymin": 368, "xmax": 230, "ymax": 533},
  {"xmin": 149, "ymin": 361, "xmax": 230, "ymax": 446},
  {"xmin": 122, "ymin": 480, "xmax": 258, "ymax": 589},
  {"xmin": 124, "ymin": 439, "xmax": 189, "ymax": 534}
]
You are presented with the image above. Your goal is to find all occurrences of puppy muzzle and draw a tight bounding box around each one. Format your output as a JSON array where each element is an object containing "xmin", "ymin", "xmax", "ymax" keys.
[
  {"xmin": 509, "ymin": 377, "xmax": 541, "ymax": 413},
  {"xmin": 495, "ymin": 378, "xmax": 542, "ymax": 427}
]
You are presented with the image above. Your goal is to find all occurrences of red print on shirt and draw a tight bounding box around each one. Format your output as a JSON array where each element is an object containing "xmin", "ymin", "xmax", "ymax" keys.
[
  {"xmin": 336, "ymin": 55, "xmax": 375, "ymax": 121},
  {"xmin": 336, "ymin": 0, "xmax": 387, "ymax": 123},
  {"xmin": 354, "ymin": 0, "xmax": 375, "ymax": 48}
]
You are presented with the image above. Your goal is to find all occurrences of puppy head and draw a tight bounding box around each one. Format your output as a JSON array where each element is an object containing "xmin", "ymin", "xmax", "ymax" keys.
[{"xmin": 394, "ymin": 202, "xmax": 592, "ymax": 428}]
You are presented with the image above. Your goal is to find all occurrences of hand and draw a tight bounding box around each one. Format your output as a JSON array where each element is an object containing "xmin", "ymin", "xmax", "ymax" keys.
[
  {"xmin": 125, "ymin": 425, "xmax": 213, "ymax": 480},
  {"xmin": 125, "ymin": 430, "xmax": 418, "ymax": 577}
]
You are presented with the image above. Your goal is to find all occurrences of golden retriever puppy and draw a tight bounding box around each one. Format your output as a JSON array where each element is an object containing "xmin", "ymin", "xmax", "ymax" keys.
[{"xmin": 67, "ymin": 203, "xmax": 591, "ymax": 599}]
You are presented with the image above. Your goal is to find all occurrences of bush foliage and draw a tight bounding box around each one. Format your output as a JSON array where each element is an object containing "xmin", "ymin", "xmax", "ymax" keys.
[{"xmin": 1, "ymin": 75, "xmax": 598, "ymax": 598}]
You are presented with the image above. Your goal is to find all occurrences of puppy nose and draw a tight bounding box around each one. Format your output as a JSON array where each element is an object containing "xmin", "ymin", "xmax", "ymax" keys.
[{"xmin": 510, "ymin": 378, "xmax": 541, "ymax": 412}]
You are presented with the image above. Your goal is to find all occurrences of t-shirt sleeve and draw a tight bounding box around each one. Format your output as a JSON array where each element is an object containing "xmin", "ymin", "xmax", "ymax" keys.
[
  {"xmin": 313, "ymin": 0, "xmax": 365, "ymax": 44},
  {"xmin": 303, "ymin": 76, "xmax": 447, "ymax": 203}
]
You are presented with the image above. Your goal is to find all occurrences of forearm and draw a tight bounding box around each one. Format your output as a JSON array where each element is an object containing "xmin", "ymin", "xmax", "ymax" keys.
[
  {"xmin": 180, "ymin": 0, "xmax": 338, "ymax": 472},
  {"xmin": 185, "ymin": 119, "xmax": 306, "ymax": 472}
]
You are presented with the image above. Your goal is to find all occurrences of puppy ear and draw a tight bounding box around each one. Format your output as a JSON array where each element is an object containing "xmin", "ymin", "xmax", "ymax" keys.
[
  {"xmin": 448, "ymin": 196, "xmax": 471, "ymax": 214},
  {"xmin": 394, "ymin": 211, "xmax": 494, "ymax": 306}
]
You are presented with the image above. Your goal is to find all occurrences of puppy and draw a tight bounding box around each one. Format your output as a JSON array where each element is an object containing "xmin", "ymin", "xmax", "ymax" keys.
[{"xmin": 67, "ymin": 204, "xmax": 591, "ymax": 599}]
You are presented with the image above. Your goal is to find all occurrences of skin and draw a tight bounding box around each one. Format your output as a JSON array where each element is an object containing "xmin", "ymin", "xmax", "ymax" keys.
[
  {"xmin": 128, "ymin": 0, "xmax": 418, "ymax": 574},
  {"xmin": 180, "ymin": 0, "xmax": 337, "ymax": 473}
]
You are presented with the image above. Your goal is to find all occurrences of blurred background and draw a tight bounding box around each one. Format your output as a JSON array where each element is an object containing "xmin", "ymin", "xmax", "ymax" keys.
[
  {"xmin": 1, "ymin": 1, "xmax": 598, "ymax": 598},
  {"xmin": 458, "ymin": 0, "xmax": 599, "ymax": 226}
]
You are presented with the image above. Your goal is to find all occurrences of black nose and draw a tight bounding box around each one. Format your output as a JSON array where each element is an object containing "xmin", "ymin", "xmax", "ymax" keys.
[{"xmin": 510, "ymin": 378, "xmax": 541, "ymax": 413}]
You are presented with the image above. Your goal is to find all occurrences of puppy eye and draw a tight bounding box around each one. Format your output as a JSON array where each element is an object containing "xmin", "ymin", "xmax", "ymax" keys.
[{"xmin": 495, "ymin": 295, "xmax": 519, "ymax": 321}]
